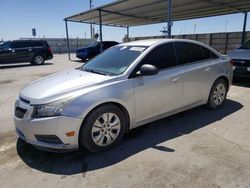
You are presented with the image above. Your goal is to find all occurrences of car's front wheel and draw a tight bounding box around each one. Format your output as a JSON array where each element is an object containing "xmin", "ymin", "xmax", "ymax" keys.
[
  {"xmin": 79, "ymin": 104, "xmax": 126, "ymax": 152},
  {"xmin": 207, "ymin": 78, "xmax": 228, "ymax": 109}
]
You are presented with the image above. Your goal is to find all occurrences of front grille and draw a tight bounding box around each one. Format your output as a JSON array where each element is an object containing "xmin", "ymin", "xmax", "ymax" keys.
[
  {"xmin": 35, "ymin": 135, "xmax": 63, "ymax": 144},
  {"xmin": 15, "ymin": 107, "xmax": 26, "ymax": 119}
]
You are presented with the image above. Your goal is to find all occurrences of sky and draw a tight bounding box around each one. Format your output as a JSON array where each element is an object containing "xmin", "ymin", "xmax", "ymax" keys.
[{"xmin": 0, "ymin": 0, "xmax": 249, "ymax": 42}]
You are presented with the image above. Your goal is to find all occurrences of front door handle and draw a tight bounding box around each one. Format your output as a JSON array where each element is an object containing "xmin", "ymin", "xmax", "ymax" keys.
[
  {"xmin": 11, "ymin": 50, "xmax": 15, "ymax": 53},
  {"xmin": 28, "ymin": 48, "xmax": 32, "ymax": 51},
  {"xmin": 172, "ymin": 77, "xmax": 182, "ymax": 82},
  {"xmin": 205, "ymin": 67, "xmax": 211, "ymax": 72}
]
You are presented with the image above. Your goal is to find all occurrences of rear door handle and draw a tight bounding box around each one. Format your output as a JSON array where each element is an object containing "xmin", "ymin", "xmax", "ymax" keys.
[
  {"xmin": 28, "ymin": 48, "xmax": 32, "ymax": 51},
  {"xmin": 11, "ymin": 50, "xmax": 15, "ymax": 53},
  {"xmin": 172, "ymin": 77, "xmax": 182, "ymax": 82},
  {"xmin": 205, "ymin": 67, "xmax": 211, "ymax": 72}
]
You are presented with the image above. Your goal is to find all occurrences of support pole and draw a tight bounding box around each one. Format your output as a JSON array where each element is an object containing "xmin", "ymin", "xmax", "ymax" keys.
[
  {"xmin": 99, "ymin": 9, "xmax": 103, "ymax": 52},
  {"xmin": 127, "ymin": 27, "xmax": 130, "ymax": 42},
  {"xmin": 241, "ymin": 12, "xmax": 248, "ymax": 45},
  {"xmin": 225, "ymin": 33, "xmax": 229, "ymax": 54},
  {"xmin": 167, "ymin": 0, "xmax": 172, "ymax": 38},
  {"xmin": 89, "ymin": 0, "xmax": 93, "ymax": 39},
  {"xmin": 65, "ymin": 20, "xmax": 70, "ymax": 60}
]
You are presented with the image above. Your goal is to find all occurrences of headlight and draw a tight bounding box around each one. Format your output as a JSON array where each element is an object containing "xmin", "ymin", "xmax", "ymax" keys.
[{"xmin": 32, "ymin": 98, "xmax": 73, "ymax": 118}]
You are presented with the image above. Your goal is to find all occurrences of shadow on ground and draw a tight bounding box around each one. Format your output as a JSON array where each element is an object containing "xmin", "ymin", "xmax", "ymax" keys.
[
  {"xmin": 17, "ymin": 99, "xmax": 242, "ymax": 175},
  {"xmin": 233, "ymin": 77, "xmax": 250, "ymax": 88},
  {"xmin": 0, "ymin": 63, "xmax": 53, "ymax": 69}
]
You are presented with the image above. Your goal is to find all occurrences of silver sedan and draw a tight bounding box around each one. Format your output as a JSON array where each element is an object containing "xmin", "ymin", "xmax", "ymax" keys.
[{"xmin": 14, "ymin": 39, "xmax": 233, "ymax": 152}]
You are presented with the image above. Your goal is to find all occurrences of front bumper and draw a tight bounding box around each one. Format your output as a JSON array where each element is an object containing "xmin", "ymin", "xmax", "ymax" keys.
[
  {"xmin": 14, "ymin": 115, "xmax": 83, "ymax": 151},
  {"xmin": 233, "ymin": 66, "xmax": 250, "ymax": 77},
  {"xmin": 46, "ymin": 54, "xmax": 53, "ymax": 60}
]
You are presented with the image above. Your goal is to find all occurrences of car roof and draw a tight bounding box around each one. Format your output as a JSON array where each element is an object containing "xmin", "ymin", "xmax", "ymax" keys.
[
  {"xmin": 119, "ymin": 38, "xmax": 222, "ymax": 57},
  {"xmin": 120, "ymin": 38, "xmax": 205, "ymax": 47},
  {"xmin": 11, "ymin": 40, "xmax": 47, "ymax": 43},
  {"xmin": 100, "ymin": 41, "xmax": 119, "ymax": 43}
]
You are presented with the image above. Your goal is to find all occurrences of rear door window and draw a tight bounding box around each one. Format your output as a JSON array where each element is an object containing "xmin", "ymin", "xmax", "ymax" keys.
[
  {"xmin": 31, "ymin": 41, "xmax": 43, "ymax": 47},
  {"xmin": 175, "ymin": 42, "xmax": 204, "ymax": 65},
  {"xmin": 201, "ymin": 46, "xmax": 218, "ymax": 59},
  {"xmin": 11, "ymin": 41, "xmax": 31, "ymax": 48}
]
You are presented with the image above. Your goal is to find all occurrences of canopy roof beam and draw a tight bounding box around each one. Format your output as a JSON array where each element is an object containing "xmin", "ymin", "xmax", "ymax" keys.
[
  {"xmin": 65, "ymin": 19, "xmax": 126, "ymax": 28},
  {"xmin": 65, "ymin": 0, "xmax": 250, "ymax": 27},
  {"xmin": 98, "ymin": 9, "xmax": 160, "ymax": 23},
  {"xmin": 202, "ymin": 0, "xmax": 245, "ymax": 13}
]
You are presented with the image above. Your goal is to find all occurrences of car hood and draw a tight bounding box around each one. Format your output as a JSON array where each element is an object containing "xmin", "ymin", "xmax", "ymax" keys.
[
  {"xmin": 20, "ymin": 68, "xmax": 112, "ymax": 104},
  {"xmin": 228, "ymin": 49, "xmax": 250, "ymax": 60}
]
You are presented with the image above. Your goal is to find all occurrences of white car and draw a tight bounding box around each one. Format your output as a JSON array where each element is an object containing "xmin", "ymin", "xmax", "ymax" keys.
[{"xmin": 14, "ymin": 39, "xmax": 233, "ymax": 153}]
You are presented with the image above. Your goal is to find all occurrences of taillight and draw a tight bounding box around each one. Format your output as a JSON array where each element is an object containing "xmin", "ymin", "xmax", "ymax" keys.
[
  {"xmin": 48, "ymin": 47, "xmax": 52, "ymax": 53},
  {"xmin": 229, "ymin": 59, "xmax": 235, "ymax": 66}
]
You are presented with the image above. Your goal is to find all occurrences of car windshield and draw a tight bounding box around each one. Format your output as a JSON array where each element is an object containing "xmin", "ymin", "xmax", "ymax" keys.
[
  {"xmin": 0, "ymin": 41, "xmax": 10, "ymax": 49},
  {"xmin": 239, "ymin": 40, "xmax": 250, "ymax": 49},
  {"xmin": 81, "ymin": 45, "xmax": 148, "ymax": 76}
]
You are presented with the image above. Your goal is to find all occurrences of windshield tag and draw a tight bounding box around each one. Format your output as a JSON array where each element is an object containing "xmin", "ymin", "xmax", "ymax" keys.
[{"xmin": 130, "ymin": 47, "xmax": 145, "ymax": 52}]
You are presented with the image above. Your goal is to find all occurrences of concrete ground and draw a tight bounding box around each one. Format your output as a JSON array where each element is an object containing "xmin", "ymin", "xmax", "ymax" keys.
[{"xmin": 0, "ymin": 54, "xmax": 250, "ymax": 188}]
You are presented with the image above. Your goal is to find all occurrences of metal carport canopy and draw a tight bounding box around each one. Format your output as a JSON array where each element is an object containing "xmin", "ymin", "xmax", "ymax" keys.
[
  {"xmin": 64, "ymin": 0, "xmax": 250, "ymax": 60},
  {"xmin": 65, "ymin": 0, "xmax": 250, "ymax": 27}
]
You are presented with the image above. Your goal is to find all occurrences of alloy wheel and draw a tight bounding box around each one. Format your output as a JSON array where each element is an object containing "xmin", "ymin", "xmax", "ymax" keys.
[
  {"xmin": 35, "ymin": 55, "xmax": 44, "ymax": 64},
  {"xmin": 91, "ymin": 113, "xmax": 121, "ymax": 146},
  {"xmin": 213, "ymin": 83, "xmax": 226, "ymax": 105}
]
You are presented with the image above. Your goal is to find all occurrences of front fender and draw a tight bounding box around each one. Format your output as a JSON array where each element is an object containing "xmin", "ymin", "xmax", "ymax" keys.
[{"xmin": 61, "ymin": 79, "xmax": 135, "ymax": 127}]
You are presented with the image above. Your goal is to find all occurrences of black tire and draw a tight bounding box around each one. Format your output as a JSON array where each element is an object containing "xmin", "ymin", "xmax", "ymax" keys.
[
  {"xmin": 32, "ymin": 54, "xmax": 45, "ymax": 65},
  {"xmin": 79, "ymin": 104, "xmax": 127, "ymax": 153},
  {"xmin": 206, "ymin": 78, "xmax": 228, "ymax": 110}
]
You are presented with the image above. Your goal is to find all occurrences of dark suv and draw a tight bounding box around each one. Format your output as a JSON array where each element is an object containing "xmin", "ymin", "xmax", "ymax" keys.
[
  {"xmin": 0, "ymin": 40, "xmax": 53, "ymax": 65},
  {"xmin": 76, "ymin": 41, "xmax": 119, "ymax": 61}
]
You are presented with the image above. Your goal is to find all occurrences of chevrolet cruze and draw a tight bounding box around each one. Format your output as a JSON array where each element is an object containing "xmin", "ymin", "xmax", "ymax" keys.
[{"xmin": 14, "ymin": 39, "xmax": 233, "ymax": 152}]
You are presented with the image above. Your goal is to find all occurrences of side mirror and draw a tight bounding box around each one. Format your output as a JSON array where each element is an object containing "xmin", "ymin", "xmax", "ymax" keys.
[{"xmin": 139, "ymin": 64, "xmax": 159, "ymax": 76}]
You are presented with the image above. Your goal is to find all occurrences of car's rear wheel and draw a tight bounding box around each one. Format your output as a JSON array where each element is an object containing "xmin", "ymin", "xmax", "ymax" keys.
[
  {"xmin": 207, "ymin": 78, "xmax": 228, "ymax": 109},
  {"xmin": 79, "ymin": 104, "xmax": 126, "ymax": 153},
  {"xmin": 32, "ymin": 54, "xmax": 45, "ymax": 65}
]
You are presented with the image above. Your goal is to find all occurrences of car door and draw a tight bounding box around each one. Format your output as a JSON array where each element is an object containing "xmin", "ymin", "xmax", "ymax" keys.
[
  {"xmin": 0, "ymin": 41, "xmax": 13, "ymax": 63},
  {"xmin": 30, "ymin": 41, "xmax": 43, "ymax": 59},
  {"xmin": 11, "ymin": 41, "xmax": 31, "ymax": 62},
  {"xmin": 133, "ymin": 43, "xmax": 184, "ymax": 124},
  {"xmin": 174, "ymin": 42, "xmax": 218, "ymax": 107}
]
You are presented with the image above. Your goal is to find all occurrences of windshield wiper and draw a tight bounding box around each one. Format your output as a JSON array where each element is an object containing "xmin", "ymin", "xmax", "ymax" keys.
[{"xmin": 83, "ymin": 68, "xmax": 109, "ymax": 76}]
